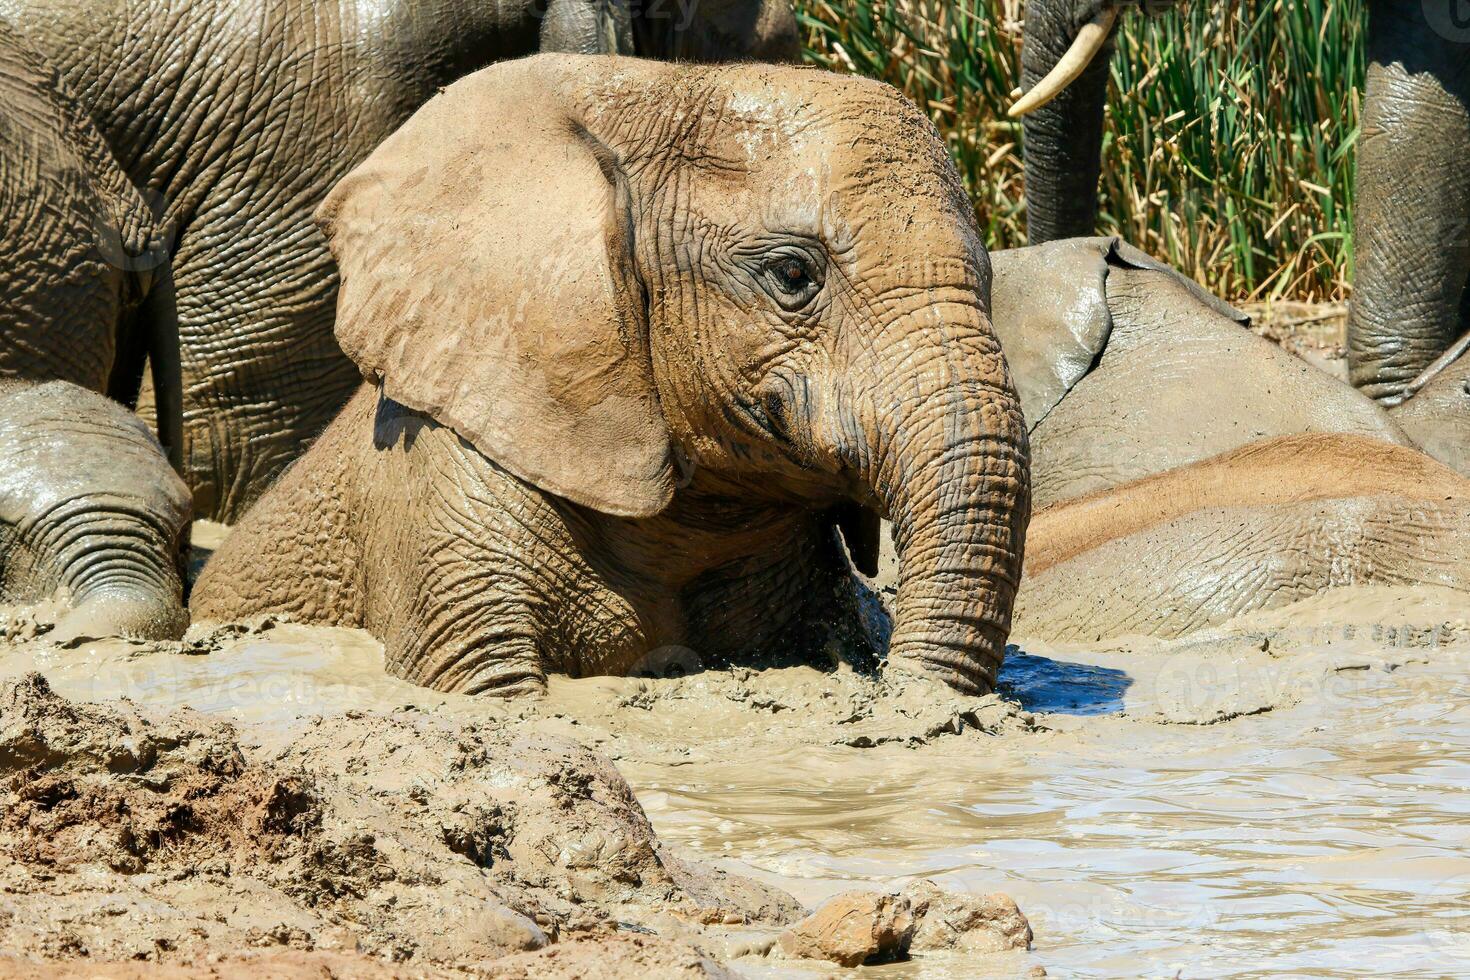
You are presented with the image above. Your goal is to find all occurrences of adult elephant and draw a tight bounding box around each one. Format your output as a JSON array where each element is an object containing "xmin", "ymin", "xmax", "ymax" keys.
[
  {"xmin": 0, "ymin": 0, "xmax": 799, "ymax": 524},
  {"xmin": 194, "ymin": 55, "xmax": 1032, "ymax": 698},
  {"xmin": 1012, "ymin": 0, "xmax": 1470, "ymax": 403},
  {"xmin": 0, "ymin": 25, "xmax": 189, "ymax": 640}
]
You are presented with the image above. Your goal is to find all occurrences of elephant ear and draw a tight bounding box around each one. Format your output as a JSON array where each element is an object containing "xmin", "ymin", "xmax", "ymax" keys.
[
  {"xmin": 988, "ymin": 236, "xmax": 1247, "ymax": 430},
  {"xmin": 316, "ymin": 57, "xmax": 675, "ymax": 518},
  {"xmin": 988, "ymin": 237, "xmax": 1116, "ymax": 430}
]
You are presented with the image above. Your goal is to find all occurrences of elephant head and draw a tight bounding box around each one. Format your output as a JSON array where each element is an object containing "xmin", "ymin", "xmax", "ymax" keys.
[
  {"xmin": 986, "ymin": 237, "xmax": 1415, "ymax": 508},
  {"xmin": 313, "ymin": 54, "xmax": 1030, "ymax": 692}
]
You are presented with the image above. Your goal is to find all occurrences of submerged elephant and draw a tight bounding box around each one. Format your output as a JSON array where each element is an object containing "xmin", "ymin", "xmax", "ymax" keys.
[
  {"xmin": 1014, "ymin": 433, "xmax": 1470, "ymax": 642},
  {"xmin": 2, "ymin": 0, "xmax": 799, "ymax": 524},
  {"xmin": 1013, "ymin": 0, "xmax": 1470, "ymax": 402},
  {"xmin": 0, "ymin": 27, "xmax": 189, "ymax": 640},
  {"xmin": 987, "ymin": 237, "xmax": 1424, "ymax": 509},
  {"xmin": 193, "ymin": 55, "xmax": 1032, "ymax": 697}
]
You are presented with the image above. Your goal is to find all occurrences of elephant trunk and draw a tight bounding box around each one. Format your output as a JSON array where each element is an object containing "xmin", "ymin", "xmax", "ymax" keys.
[
  {"xmin": 38, "ymin": 492, "xmax": 189, "ymax": 642},
  {"xmin": 863, "ymin": 332, "xmax": 1031, "ymax": 695},
  {"xmin": 1019, "ymin": 0, "xmax": 1118, "ymax": 244}
]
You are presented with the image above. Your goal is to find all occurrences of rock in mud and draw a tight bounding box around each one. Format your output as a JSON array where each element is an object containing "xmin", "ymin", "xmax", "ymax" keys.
[
  {"xmin": 902, "ymin": 879, "xmax": 1032, "ymax": 952},
  {"xmin": 481, "ymin": 932, "xmax": 738, "ymax": 978},
  {"xmin": 0, "ymin": 673, "xmax": 800, "ymax": 972},
  {"xmin": 777, "ymin": 891, "xmax": 915, "ymax": 967}
]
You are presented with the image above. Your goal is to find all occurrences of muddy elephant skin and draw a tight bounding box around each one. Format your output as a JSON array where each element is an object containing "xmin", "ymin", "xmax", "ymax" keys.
[
  {"xmin": 1389, "ymin": 344, "xmax": 1470, "ymax": 475},
  {"xmin": 0, "ymin": 0, "xmax": 799, "ymax": 524},
  {"xmin": 1015, "ymin": 433, "xmax": 1470, "ymax": 642},
  {"xmin": 1016, "ymin": 0, "xmax": 1470, "ymax": 403},
  {"xmin": 194, "ymin": 56, "xmax": 1032, "ymax": 698},
  {"xmin": 988, "ymin": 238, "xmax": 1414, "ymax": 508},
  {"xmin": 0, "ymin": 26, "xmax": 190, "ymax": 640}
]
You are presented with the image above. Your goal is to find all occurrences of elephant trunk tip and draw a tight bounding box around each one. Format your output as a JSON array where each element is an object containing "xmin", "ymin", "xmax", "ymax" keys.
[
  {"xmin": 51, "ymin": 589, "xmax": 189, "ymax": 643},
  {"xmin": 887, "ymin": 616, "xmax": 1011, "ymax": 696}
]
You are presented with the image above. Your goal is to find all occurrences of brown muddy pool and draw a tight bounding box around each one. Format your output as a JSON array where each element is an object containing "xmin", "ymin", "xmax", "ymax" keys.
[{"xmin": 2, "ymin": 577, "xmax": 1467, "ymax": 977}]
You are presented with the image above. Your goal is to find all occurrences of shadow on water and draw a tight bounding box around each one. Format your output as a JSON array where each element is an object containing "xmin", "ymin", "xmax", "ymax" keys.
[
  {"xmin": 998, "ymin": 645, "xmax": 1132, "ymax": 716},
  {"xmin": 187, "ymin": 542, "xmax": 215, "ymax": 584}
]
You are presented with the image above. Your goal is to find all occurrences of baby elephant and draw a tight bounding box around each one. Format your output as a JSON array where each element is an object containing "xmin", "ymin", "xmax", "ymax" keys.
[{"xmin": 195, "ymin": 56, "xmax": 1031, "ymax": 697}]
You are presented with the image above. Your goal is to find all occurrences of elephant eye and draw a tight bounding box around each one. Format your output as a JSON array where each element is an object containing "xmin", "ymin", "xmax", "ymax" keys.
[
  {"xmin": 773, "ymin": 257, "xmax": 810, "ymax": 291},
  {"xmin": 762, "ymin": 251, "xmax": 823, "ymax": 310}
]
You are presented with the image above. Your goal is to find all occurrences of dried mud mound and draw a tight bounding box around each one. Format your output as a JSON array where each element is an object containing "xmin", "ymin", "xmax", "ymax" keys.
[{"xmin": 0, "ymin": 673, "xmax": 801, "ymax": 972}]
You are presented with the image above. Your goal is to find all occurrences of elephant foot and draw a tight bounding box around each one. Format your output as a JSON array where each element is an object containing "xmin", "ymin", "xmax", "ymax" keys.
[{"xmin": 49, "ymin": 590, "xmax": 189, "ymax": 645}]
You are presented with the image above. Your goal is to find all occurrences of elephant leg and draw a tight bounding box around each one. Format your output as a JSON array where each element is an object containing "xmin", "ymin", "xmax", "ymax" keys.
[
  {"xmin": 1347, "ymin": 2, "xmax": 1470, "ymax": 402},
  {"xmin": 540, "ymin": 0, "xmax": 635, "ymax": 54},
  {"xmin": 169, "ymin": 208, "xmax": 360, "ymax": 523},
  {"xmin": 0, "ymin": 382, "xmax": 190, "ymax": 641},
  {"xmin": 192, "ymin": 384, "xmax": 555, "ymax": 697}
]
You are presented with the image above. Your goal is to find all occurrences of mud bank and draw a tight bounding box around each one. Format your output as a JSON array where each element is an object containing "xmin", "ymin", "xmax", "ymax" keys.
[
  {"xmin": 0, "ymin": 670, "xmax": 813, "ymax": 973},
  {"xmin": 1, "ymin": 577, "xmax": 1468, "ymax": 975},
  {"xmin": 0, "ymin": 630, "xmax": 1032, "ymax": 976}
]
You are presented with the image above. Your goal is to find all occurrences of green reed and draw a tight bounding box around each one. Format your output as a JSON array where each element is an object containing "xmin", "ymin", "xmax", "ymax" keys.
[{"xmin": 799, "ymin": 0, "xmax": 1364, "ymax": 302}]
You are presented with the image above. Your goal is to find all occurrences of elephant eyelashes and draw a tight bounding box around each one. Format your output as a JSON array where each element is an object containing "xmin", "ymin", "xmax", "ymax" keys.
[
  {"xmin": 761, "ymin": 389, "xmax": 792, "ymax": 442},
  {"xmin": 762, "ymin": 250, "xmax": 824, "ymax": 310}
]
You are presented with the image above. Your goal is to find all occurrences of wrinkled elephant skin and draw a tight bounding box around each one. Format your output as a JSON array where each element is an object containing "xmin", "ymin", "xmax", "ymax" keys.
[
  {"xmin": 1, "ymin": 0, "xmax": 799, "ymax": 523},
  {"xmin": 0, "ymin": 28, "xmax": 189, "ymax": 639},
  {"xmin": 1389, "ymin": 348, "xmax": 1470, "ymax": 475},
  {"xmin": 1015, "ymin": 434, "xmax": 1470, "ymax": 642},
  {"xmin": 194, "ymin": 57, "xmax": 1032, "ymax": 698},
  {"xmin": 987, "ymin": 238, "xmax": 1411, "ymax": 509}
]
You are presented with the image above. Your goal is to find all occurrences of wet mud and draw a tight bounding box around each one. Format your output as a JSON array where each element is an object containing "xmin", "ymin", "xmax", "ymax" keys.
[{"xmin": 1, "ymin": 530, "xmax": 1467, "ymax": 975}]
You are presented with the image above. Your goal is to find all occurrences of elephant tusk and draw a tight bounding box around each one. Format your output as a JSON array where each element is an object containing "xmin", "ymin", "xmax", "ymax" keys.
[{"xmin": 1008, "ymin": 7, "xmax": 1120, "ymax": 118}]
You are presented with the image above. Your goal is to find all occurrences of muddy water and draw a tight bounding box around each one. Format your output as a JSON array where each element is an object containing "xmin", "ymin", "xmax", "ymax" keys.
[
  {"xmin": 2, "ymin": 566, "xmax": 1468, "ymax": 976},
  {"xmin": 622, "ymin": 648, "xmax": 1470, "ymax": 976}
]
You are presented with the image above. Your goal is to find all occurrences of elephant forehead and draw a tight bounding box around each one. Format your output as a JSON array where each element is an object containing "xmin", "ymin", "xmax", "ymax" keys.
[
  {"xmin": 721, "ymin": 83, "xmax": 960, "ymax": 194},
  {"xmin": 573, "ymin": 58, "xmax": 976, "ymax": 256},
  {"xmin": 683, "ymin": 126, "xmax": 983, "ymax": 283}
]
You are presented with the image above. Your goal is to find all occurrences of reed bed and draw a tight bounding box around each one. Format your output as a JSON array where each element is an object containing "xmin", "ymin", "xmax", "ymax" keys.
[{"xmin": 798, "ymin": 0, "xmax": 1364, "ymax": 303}]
